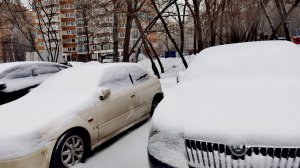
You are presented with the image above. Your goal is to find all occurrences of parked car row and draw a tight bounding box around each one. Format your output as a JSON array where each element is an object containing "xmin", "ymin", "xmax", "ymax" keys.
[{"xmin": 1, "ymin": 41, "xmax": 299, "ymax": 168}]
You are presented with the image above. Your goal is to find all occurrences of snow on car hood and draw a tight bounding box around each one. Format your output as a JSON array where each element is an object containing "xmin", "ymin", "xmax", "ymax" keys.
[
  {"xmin": 0, "ymin": 64, "xmax": 108, "ymax": 160},
  {"xmin": 152, "ymin": 41, "xmax": 300, "ymax": 147}
]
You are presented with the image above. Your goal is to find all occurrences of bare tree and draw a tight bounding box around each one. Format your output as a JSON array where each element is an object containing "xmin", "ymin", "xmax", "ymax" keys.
[
  {"xmin": 150, "ymin": 0, "xmax": 188, "ymax": 69},
  {"xmin": 133, "ymin": 12, "xmax": 160, "ymax": 78},
  {"xmin": 122, "ymin": 0, "xmax": 135, "ymax": 62},
  {"xmin": 1, "ymin": 0, "xmax": 37, "ymax": 62},
  {"xmin": 271, "ymin": 0, "xmax": 300, "ymax": 39}
]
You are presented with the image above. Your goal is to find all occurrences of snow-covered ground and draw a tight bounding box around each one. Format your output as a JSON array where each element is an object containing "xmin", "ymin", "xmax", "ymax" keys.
[{"xmin": 74, "ymin": 57, "xmax": 191, "ymax": 168}]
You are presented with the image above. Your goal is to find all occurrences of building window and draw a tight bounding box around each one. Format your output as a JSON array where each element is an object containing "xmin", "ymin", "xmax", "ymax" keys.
[
  {"xmin": 120, "ymin": 23, "xmax": 126, "ymax": 28},
  {"xmin": 63, "ymin": 13, "xmax": 75, "ymax": 18},
  {"xmin": 62, "ymin": 22, "xmax": 76, "ymax": 26},
  {"xmin": 66, "ymin": 39, "xmax": 76, "ymax": 43},
  {"xmin": 119, "ymin": 33, "xmax": 125, "ymax": 38},
  {"xmin": 62, "ymin": 4, "xmax": 74, "ymax": 9},
  {"xmin": 67, "ymin": 47, "xmax": 76, "ymax": 52},
  {"xmin": 67, "ymin": 30, "xmax": 76, "ymax": 35}
]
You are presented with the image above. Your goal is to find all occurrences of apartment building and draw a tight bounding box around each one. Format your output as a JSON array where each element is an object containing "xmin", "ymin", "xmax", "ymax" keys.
[
  {"xmin": 34, "ymin": 0, "xmax": 75, "ymax": 62},
  {"xmin": 60, "ymin": 0, "xmax": 77, "ymax": 61},
  {"xmin": 34, "ymin": 0, "xmax": 158, "ymax": 62}
]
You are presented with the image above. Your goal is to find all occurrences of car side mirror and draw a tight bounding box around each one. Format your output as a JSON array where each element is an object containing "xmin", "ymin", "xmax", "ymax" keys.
[
  {"xmin": 99, "ymin": 88, "xmax": 111, "ymax": 100},
  {"xmin": 176, "ymin": 71, "xmax": 185, "ymax": 83},
  {"xmin": 0, "ymin": 82, "xmax": 6, "ymax": 90}
]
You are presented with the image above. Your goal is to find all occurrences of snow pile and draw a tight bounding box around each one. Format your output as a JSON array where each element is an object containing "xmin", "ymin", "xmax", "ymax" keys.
[
  {"xmin": 0, "ymin": 62, "xmax": 68, "ymax": 92},
  {"xmin": 153, "ymin": 41, "xmax": 300, "ymax": 146},
  {"xmin": 138, "ymin": 55, "xmax": 195, "ymax": 78},
  {"xmin": 149, "ymin": 41, "xmax": 300, "ymax": 167}
]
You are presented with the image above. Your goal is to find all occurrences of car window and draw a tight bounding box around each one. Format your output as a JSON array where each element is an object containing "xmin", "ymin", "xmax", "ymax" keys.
[
  {"xmin": 99, "ymin": 66, "xmax": 133, "ymax": 94},
  {"xmin": 127, "ymin": 65, "xmax": 150, "ymax": 85},
  {"xmin": 2, "ymin": 67, "xmax": 32, "ymax": 79},
  {"xmin": 58, "ymin": 65, "xmax": 67, "ymax": 71},
  {"xmin": 33, "ymin": 65, "xmax": 61, "ymax": 75}
]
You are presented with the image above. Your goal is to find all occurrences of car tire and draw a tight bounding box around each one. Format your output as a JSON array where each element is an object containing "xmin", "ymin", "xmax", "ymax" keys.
[
  {"xmin": 150, "ymin": 97, "xmax": 160, "ymax": 117},
  {"xmin": 50, "ymin": 130, "xmax": 87, "ymax": 168}
]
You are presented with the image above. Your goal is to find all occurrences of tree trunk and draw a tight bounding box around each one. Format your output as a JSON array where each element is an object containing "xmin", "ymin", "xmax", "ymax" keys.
[
  {"xmin": 193, "ymin": 0, "xmax": 203, "ymax": 52},
  {"xmin": 271, "ymin": 0, "xmax": 300, "ymax": 39},
  {"xmin": 83, "ymin": 8, "xmax": 90, "ymax": 62},
  {"xmin": 175, "ymin": 1, "xmax": 184, "ymax": 54},
  {"xmin": 143, "ymin": 42, "xmax": 160, "ymax": 79},
  {"xmin": 150, "ymin": 0, "xmax": 188, "ymax": 69},
  {"xmin": 129, "ymin": 0, "xmax": 176, "ymax": 56},
  {"xmin": 112, "ymin": 2, "xmax": 119, "ymax": 62},
  {"xmin": 219, "ymin": 0, "xmax": 227, "ymax": 45},
  {"xmin": 185, "ymin": 0, "xmax": 197, "ymax": 53},
  {"xmin": 259, "ymin": 0, "xmax": 275, "ymax": 36},
  {"xmin": 132, "ymin": 14, "xmax": 161, "ymax": 77},
  {"xmin": 146, "ymin": 39, "xmax": 164, "ymax": 73},
  {"xmin": 133, "ymin": 14, "xmax": 164, "ymax": 74},
  {"xmin": 274, "ymin": 0, "xmax": 291, "ymax": 41},
  {"xmin": 279, "ymin": 0, "xmax": 291, "ymax": 41},
  {"xmin": 123, "ymin": 0, "xmax": 133, "ymax": 62}
]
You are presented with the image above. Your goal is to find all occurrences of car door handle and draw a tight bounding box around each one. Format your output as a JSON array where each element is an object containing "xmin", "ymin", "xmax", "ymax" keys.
[{"xmin": 131, "ymin": 94, "xmax": 135, "ymax": 98}]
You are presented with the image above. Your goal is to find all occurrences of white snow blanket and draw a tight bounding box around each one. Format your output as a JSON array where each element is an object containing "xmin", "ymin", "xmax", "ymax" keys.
[
  {"xmin": 149, "ymin": 41, "xmax": 300, "ymax": 167},
  {"xmin": 153, "ymin": 41, "xmax": 300, "ymax": 147}
]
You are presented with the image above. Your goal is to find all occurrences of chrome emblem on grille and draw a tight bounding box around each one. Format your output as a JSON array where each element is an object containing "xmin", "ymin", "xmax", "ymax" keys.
[{"xmin": 230, "ymin": 145, "xmax": 247, "ymax": 156}]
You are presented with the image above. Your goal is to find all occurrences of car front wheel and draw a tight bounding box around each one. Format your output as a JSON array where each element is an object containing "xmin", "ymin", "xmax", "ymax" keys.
[{"xmin": 51, "ymin": 131, "xmax": 86, "ymax": 168}]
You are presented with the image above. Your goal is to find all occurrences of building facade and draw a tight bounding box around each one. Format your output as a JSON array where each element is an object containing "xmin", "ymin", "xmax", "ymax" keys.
[{"xmin": 34, "ymin": 0, "xmax": 158, "ymax": 62}]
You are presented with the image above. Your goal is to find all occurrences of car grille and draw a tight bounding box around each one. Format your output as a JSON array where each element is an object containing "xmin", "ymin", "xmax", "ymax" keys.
[{"xmin": 185, "ymin": 139, "xmax": 300, "ymax": 168}]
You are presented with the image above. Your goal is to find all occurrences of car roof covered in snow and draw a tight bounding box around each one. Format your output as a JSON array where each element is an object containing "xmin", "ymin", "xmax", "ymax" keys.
[
  {"xmin": 0, "ymin": 62, "xmax": 67, "ymax": 75},
  {"xmin": 183, "ymin": 41, "xmax": 300, "ymax": 83},
  {"xmin": 152, "ymin": 41, "xmax": 300, "ymax": 147},
  {"xmin": 0, "ymin": 62, "xmax": 69, "ymax": 92}
]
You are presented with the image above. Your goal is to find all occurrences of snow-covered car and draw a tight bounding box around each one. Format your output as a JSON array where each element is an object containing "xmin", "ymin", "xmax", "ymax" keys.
[
  {"xmin": 0, "ymin": 63, "xmax": 163, "ymax": 168},
  {"xmin": 148, "ymin": 41, "xmax": 300, "ymax": 168},
  {"xmin": 67, "ymin": 61, "xmax": 85, "ymax": 67},
  {"xmin": 0, "ymin": 62, "xmax": 68, "ymax": 105}
]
